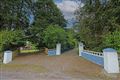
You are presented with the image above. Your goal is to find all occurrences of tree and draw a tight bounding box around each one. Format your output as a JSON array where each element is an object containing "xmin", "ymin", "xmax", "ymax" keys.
[
  {"xmin": 75, "ymin": 0, "xmax": 120, "ymax": 51},
  {"xmin": 43, "ymin": 25, "xmax": 66, "ymax": 49},
  {"xmin": 33, "ymin": 0, "xmax": 66, "ymax": 27},
  {"xmin": 0, "ymin": 0, "xmax": 35, "ymax": 52},
  {"xmin": 0, "ymin": 30, "xmax": 24, "ymax": 52},
  {"xmin": 0, "ymin": 0, "xmax": 34, "ymax": 30},
  {"xmin": 0, "ymin": 0, "xmax": 66, "ymax": 50},
  {"xmin": 27, "ymin": 0, "xmax": 66, "ymax": 47},
  {"xmin": 65, "ymin": 29, "xmax": 78, "ymax": 49}
]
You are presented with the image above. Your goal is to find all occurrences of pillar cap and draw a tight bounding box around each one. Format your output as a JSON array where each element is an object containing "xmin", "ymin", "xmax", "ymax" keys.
[{"xmin": 103, "ymin": 48, "xmax": 117, "ymax": 53}]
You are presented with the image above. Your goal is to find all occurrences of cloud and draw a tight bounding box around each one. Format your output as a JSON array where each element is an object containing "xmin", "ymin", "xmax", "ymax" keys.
[
  {"xmin": 55, "ymin": 0, "xmax": 83, "ymax": 27},
  {"xmin": 56, "ymin": 0, "xmax": 79, "ymax": 19}
]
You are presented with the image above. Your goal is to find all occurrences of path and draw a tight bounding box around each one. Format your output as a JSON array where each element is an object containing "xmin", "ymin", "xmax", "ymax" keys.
[{"xmin": 0, "ymin": 49, "xmax": 120, "ymax": 80}]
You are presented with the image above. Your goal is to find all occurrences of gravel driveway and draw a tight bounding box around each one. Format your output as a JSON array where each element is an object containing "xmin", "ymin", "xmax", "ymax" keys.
[{"xmin": 0, "ymin": 49, "xmax": 120, "ymax": 80}]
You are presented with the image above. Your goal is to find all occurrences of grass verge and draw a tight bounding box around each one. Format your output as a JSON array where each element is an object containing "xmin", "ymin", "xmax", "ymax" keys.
[
  {"xmin": 20, "ymin": 50, "xmax": 40, "ymax": 53},
  {"xmin": 1, "ymin": 64, "xmax": 48, "ymax": 73}
]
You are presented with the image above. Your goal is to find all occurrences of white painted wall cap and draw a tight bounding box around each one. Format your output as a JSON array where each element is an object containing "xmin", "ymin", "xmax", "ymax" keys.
[{"xmin": 103, "ymin": 48, "xmax": 117, "ymax": 53}]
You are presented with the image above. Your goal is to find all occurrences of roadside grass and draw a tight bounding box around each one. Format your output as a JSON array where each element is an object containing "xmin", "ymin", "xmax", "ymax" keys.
[
  {"xmin": 1, "ymin": 64, "xmax": 48, "ymax": 73},
  {"xmin": 20, "ymin": 49, "xmax": 40, "ymax": 53}
]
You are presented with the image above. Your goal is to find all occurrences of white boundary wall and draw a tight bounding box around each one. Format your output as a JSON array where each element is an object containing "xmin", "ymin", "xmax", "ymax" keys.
[
  {"xmin": 79, "ymin": 42, "xmax": 120, "ymax": 73},
  {"xmin": 79, "ymin": 42, "xmax": 84, "ymax": 56}
]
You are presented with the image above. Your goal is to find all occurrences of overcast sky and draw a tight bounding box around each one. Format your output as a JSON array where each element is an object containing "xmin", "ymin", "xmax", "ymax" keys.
[{"xmin": 54, "ymin": 0, "xmax": 84, "ymax": 27}]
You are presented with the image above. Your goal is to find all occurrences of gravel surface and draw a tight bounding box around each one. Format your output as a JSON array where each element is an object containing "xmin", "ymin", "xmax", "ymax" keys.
[{"xmin": 0, "ymin": 49, "xmax": 120, "ymax": 80}]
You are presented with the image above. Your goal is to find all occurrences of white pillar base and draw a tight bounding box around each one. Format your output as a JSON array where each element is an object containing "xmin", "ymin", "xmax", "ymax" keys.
[
  {"xmin": 103, "ymin": 48, "xmax": 120, "ymax": 73},
  {"xmin": 56, "ymin": 43, "xmax": 61, "ymax": 55},
  {"xmin": 79, "ymin": 42, "xmax": 84, "ymax": 56},
  {"xmin": 3, "ymin": 51, "xmax": 12, "ymax": 64}
]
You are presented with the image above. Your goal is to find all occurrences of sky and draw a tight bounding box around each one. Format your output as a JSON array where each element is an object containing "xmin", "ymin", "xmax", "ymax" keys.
[
  {"xmin": 54, "ymin": 0, "xmax": 84, "ymax": 28},
  {"xmin": 29, "ymin": 0, "xmax": 84, "ymax": 27}
]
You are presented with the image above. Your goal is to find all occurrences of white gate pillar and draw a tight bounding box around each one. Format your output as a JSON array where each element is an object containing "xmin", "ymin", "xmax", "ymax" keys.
[
  {"xmin": 3, "ymin": 51, "xmax": 12, "ymax": 64},
  {"xmin": 79, "ymin": 42, "xmax": 84, "ymax": 56},
  {"xmin": 56, "ymin": 43, "xmax": 61, "ymax": 55},
  {"xmin": 103, "ymin": 48, "xmax": 119, "ymax": 73}
]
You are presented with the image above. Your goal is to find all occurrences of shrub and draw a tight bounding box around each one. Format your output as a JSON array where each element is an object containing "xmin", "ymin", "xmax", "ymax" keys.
[
  {"xmin": 75, "ymin": 26, "xmax": 95, "ymax": 49},
  {"xmin": 25, "ymin": 41, "xmax": 38, "ymax": 50},
  {"xmin": 0, "ymin": 30, "xmax": 23, "ymax": 52},
  {"xmin": 43, "ymin": 25, "xmax": 67, "ymax": 49},
  {"xmin": 103, "ymin": 30, "xmax": 120, "ymax": 53},
  {"xmin": 66, "ymin": 30, "xmax": 77, "ymax": 49}
]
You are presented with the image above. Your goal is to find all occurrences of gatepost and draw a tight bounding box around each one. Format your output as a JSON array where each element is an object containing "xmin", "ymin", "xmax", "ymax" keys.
[{"xmin": 103, "ymin": 48, "xmax": 119, "ymax": 73}]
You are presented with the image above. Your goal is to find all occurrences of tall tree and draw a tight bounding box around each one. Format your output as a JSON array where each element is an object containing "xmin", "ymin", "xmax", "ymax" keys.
[
  {"xmin": 0, "ymin": 0, "xmax": 34, "ymax": 30},
  {"xmin": 75, "ymin": 0, "xmax": 120, "ymax": 51},
  {"xmin": 27, "ymin": 0, "xmax": 66, "ymax": 47},
  {"xmin": 33, "ymin": 0, "xmax": 66, "ymax": 27}
]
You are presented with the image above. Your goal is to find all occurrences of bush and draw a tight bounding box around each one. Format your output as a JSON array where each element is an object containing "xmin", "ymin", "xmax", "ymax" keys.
[
  {"xmin": 66, "ymin": 30, "xmax": 77, "ymax": 49},
  {"xmin": 103, "ymin": 30, "xmax": 120, "ymax": 53},
  {"xmin": 25, "ymin": 41, "xmax": 38, "ymax": 50},
  {"xmin": 0, "ymin": 30, "xmax": 23, "ymax": 52},
  {"xmin": 43, "ymin": 25, "xmax": 67, "ymax": 49},
  {"xmin": 75, "ymin": 26, "xmax": 95, "ymax": 49}
]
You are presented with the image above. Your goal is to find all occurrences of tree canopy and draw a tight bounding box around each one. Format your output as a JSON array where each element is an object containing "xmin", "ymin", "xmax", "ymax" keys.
[
  {"xmin": 43, "ymin": 25, "xmax": 66, "ymax": 49},
  {"xmin": 75, "ymin": 0, "xmax": 120, "ymax": 51},
  {"xmin": 0, "ymin": 0, "xmax": 66, "ymax": 51},
  {"xmin": 25, "ymin": 0, "xmax": 66, "ymax": 47},
  {"xmin": 0, "ymin": 0, "xmax": 34, "ymax": 30}
]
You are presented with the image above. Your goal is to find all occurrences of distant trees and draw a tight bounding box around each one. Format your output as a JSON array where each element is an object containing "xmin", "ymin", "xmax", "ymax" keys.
[{"xmin": 75, "ymin": 0, "xmax": 120, "ymax": 51}]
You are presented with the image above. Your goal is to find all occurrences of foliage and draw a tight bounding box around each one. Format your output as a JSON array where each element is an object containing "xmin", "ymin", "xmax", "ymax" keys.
[
  {"xmin": 75, "ymin": 0, "xmax": 120, "ymax": 51},
  {"xmin": 25, "ymin": 0, "xmax": 66, "ymax": 47},
  {"xmin": 25, "ymin": 41, "xmax": 38, "ymax": 50},
  {"xmin": 65, "ymin": 29, "xmax": 78, "ymax": 49},
  {"xmin": 43, "ymin": 25, "xmax": 66, "ymax": 49},
  {"xmin": 0, "ymin": 0, "xmax": 33, "ymax": 30},
  {"xmin": 0, "ymin": 0, "xmax": 66, "ymax": 49},
  {"xmin": 103, "ymin": 31, "xmax": 120, "ymax": 53},
  {"xmin": 0, "ymin": 30, "xmax": 23, "ymax": 52},
  {"xmin": 33, "ymin": 0, "xmax": 66, "ymax": 27}
]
